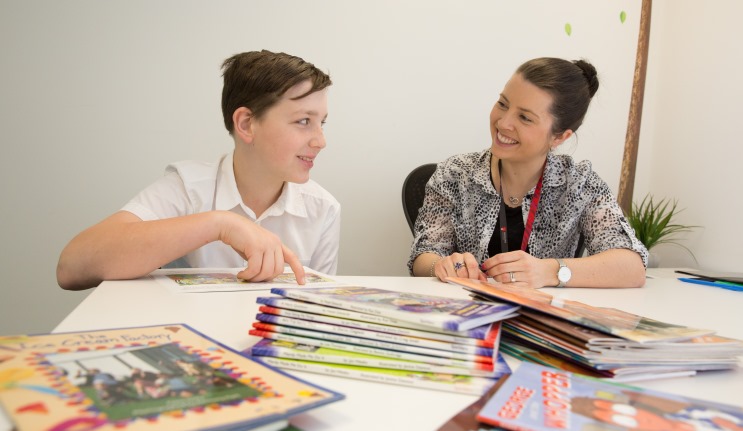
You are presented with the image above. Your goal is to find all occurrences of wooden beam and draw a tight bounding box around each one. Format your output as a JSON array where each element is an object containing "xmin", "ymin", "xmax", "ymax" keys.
[{"xmin": 617, "ymin": 0, "xmax": 652, "ymax": 214}]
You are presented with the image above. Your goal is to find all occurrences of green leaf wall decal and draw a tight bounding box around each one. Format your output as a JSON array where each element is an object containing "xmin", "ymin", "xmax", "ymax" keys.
[
  {"xmin": 565, "ymin": 23, "xmax": 572, "ymax": 36},
  {"xmin": 620, "ymin": 11, "xmax": 627, "ymax": 23}
]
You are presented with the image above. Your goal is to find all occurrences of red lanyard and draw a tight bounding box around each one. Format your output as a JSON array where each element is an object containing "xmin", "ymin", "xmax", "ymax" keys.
[
  {"xmin": 498, "ymin": 159, "xmax": 546, "ymax": 253},
  {"xmin": 521, "ymin": 168, "xmax": 545, "ymax": 251}
]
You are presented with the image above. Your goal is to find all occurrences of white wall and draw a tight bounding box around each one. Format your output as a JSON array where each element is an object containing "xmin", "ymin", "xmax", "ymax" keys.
[
  {"xmin": 636, "ymin": 0, "xmax": 743, "ymax": 270},
  {"xmin": 5, "ymin": 0, "xmax": 736, "ymax": 336}
]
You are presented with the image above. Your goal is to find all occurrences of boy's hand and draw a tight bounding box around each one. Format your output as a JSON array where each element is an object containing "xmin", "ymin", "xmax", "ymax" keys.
[{"xmin": 218, "ymin": 211, "xmax": 306, "ymax": 285}]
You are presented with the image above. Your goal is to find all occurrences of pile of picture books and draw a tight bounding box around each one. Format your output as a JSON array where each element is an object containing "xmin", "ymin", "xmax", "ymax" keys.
[
  {"xmin": 0, "ymin": 323, "xmax": 343, "ymax": 431},
  {"xmin": 436, "ymin": 361, "xmax": 743, "ymax": 431},
  {"xmin": 246, "ymin": 285, "xmax": 520, "ymax": 395},
  {"xmin": 447, "ymin": 278, "xmax": 743, "ymax": 382}
]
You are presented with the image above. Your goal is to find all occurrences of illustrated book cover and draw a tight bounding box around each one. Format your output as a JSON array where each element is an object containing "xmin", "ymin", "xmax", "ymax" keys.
[
  {"xmin": 151, "ymin": 267, "xmax": 342, "ymax": 293},
  {"xmin": 256, "ymin": 296, "xmax": 500, "ymax": 339},
  {"xmin": 255, "ymin": 302, "xmax": 500, "ymax": 347},
  {"xmin": 253, "ymin": 313, "xmax": 496, "ymax": 356},
  {"xmin": 249, "ymin": 324, "xmax": 493, "ymax": 364},
  {"xmin": 0, "ymin": 323, "xmax": 343, "ymax": 431},
  {"xmin": 476, "ymin": 361, "xmax": 743, "ymax": 431},
  {"xmin": 248, "ymin": 328, "xmax": 493, "ymax": 370},
  {"xmin": 447, "ymin": 277, "xmax": 713, "ymax": 343},
  {"xmin": 255, "ymin": 353, "xmax": 511, "ymax": 396},
  {"xmin": 248, "ymin": 338, "xmax": 499, "ymax": 377},
  {"xmin": 268, "ymin": 285, "xmax": 519, "ymax": 332}
]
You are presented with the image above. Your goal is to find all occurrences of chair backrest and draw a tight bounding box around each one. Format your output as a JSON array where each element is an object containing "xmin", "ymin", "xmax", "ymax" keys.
[
  {"xmin": 401, "ymin": 162, "xmax": 586, "ymax": 258},
  {"xmin": 401, "ymin": 163, "xmax": 437, "ymax": 233}
]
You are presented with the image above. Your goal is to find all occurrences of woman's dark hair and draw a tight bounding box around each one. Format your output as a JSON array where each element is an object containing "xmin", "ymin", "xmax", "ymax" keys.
[
  {"xmin": 516, "ymin": 57, "xmax": 599, "ymax": 135},
  {"xmin": 221, "ymin": 50, "xmax": 332, "ymax": 134}
]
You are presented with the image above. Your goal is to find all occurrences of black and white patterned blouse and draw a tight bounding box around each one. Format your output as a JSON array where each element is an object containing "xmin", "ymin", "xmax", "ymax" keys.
[{"xmin": 407, "ymin": 149, "xmax": 649, "ymax": 273}]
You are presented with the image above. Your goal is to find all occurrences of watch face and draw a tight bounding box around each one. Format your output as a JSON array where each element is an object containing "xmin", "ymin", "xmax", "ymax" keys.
[{"xmin": 558, "ymin": 266, "xmax": 572, "ymax": 282}]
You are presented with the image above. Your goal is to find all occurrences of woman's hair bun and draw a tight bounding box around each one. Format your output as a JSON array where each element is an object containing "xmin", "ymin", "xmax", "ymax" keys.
[{"xmin": 574, "ymin": 59, "xmax": 599, "ymax": 98}]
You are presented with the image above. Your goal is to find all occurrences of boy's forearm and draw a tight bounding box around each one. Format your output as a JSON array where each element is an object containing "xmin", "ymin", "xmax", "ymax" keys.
[{"xmin": 57, "ymin": 212, "xmax": 223, "ymax": 290}]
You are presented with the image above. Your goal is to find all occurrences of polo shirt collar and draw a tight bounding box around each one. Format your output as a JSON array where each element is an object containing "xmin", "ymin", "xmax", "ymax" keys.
[{"xmin": 214, "ymin": 153, "xmax": 308, "ymax": 219}]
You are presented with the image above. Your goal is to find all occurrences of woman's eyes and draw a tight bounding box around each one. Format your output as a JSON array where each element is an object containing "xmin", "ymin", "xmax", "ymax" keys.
[{"xmin": 519, "ymin": 114, "xmax": 533, "ymax": 123}]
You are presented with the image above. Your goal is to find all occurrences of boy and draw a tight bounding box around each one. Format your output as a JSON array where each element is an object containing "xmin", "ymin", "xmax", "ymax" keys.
[{"xmin": 57, "ymin": 50, "xmax": 340, "ymax": 290}]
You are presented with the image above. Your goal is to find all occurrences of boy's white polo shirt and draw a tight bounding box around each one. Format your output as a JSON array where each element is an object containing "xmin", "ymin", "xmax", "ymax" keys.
[{"xmin": 121, "ymin": 152, "xmax": 340, "ymax": 274}]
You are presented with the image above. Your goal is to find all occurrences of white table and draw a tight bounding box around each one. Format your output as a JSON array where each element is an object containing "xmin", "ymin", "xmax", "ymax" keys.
[{"xmin": 54, "ymin": 268, "xmax": 743, "ymax": 430}]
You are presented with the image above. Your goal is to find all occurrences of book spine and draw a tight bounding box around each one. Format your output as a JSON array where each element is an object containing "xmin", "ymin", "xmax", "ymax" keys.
[
  {"xmin": 250, "ymin": 343, "xmax": 497, "ymax": 377},
  {"xmin": 252, "ymin": 322, "xmax": 492, "ymax": 363},
  {"xmin": 258, "ymin": 356, "xmax": 496, "ymax": 396},
  {"xmin": 255, "ymin": 313, "xmax": 494, "ymax": 355},
  {"xmin": 258, "ymin": 305, "xmax": 494, "ymax": 347},
  {"xmin": 249, "ymin": 329, "xmax": 493, "ymax": 370}
]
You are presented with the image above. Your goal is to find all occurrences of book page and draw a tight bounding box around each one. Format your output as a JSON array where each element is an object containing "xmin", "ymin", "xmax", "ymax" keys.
[{"xmin": 151, "ymin": 267, "xmax": 344, "ymax": 293}]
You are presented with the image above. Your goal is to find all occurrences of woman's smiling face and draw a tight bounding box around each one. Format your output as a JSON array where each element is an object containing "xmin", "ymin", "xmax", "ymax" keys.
[{"xmin": 489, "ymin": 73, "xmax": 564, "ymax": 162}]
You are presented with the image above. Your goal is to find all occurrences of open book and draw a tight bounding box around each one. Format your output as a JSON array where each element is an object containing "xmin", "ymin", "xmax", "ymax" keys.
[{"xmin": 151, "ymin": 266, "xmax": 343, "ymax": 293}]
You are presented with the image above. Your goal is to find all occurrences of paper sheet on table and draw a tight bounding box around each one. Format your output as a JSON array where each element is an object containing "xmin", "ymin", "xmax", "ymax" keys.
[{"xmin": 150, "ymin": 266, "xmax": 344, "ymax": 293}]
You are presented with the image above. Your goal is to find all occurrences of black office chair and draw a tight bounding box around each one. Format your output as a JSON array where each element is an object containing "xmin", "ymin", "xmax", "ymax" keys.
[
  {"xmin": 401, "ymin": 162, "xmax": 586, "ymax": 258},
  {"xmin": 401, "ymin": 163, "xmax": 437, "ymax": 233}
]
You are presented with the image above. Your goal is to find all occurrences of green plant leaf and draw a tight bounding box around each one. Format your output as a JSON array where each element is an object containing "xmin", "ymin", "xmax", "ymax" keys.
[
  {"xmin": 620, "ymin": 11, "xmax": 627, "ymax": 24},
  {"xmin": 565, "ymin": 23, "xmax": 572, "ymax": 36},
  {"xmin": 626, "ymin": 195, "xmax": 699, "ymax": 262}
]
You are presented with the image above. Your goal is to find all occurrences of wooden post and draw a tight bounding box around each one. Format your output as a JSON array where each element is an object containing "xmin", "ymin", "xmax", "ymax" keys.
[{"xmin": 617, "ymin": 0, "xmax": 652, "ymax": 214}]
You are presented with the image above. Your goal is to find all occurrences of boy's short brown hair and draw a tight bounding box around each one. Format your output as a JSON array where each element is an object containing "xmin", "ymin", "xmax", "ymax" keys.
[{"xmin": 221, "ymin": 50, "xmax": 332, "ymax": 134}]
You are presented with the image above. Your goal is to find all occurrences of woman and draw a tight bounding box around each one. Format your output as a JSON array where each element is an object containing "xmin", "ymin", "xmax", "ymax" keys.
[{"xmin": 409, "ymin": 57, "xmax": 647, "ymax": 288}]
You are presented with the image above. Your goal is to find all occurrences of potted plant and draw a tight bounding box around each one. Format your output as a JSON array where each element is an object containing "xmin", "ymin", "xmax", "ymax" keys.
[{"xmin": 626, "ymin": 195, "xmax": 698, "ymax": 267}]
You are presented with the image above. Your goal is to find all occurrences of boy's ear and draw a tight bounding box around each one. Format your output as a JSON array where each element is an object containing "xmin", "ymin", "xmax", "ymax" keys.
[{"xmin": 233, "ymin": 107, "xmax": 255, "ymax": 144}]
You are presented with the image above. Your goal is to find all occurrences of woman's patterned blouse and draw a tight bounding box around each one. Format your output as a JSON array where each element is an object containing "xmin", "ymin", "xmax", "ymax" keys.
[{"xmin": 407, "ymin": 149, "xmax": 648, "ymax": 273}]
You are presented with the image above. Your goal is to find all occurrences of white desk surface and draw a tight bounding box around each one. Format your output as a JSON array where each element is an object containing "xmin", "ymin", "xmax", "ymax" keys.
[{"xmin": 54, "ymin": 268, "xmax": 743, "ymax": 430}]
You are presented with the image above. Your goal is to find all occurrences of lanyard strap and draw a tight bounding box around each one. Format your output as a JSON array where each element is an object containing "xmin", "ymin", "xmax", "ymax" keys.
[{"xmin": 498, "ymin": 159, "xmax": 546, "ymax": 253}]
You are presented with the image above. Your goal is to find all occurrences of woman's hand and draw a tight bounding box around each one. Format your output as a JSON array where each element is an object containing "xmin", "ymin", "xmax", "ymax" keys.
[
  {"xmin": 432, "ymin": 252, "xmax": 487, "ymax": 282},
  {"xmin": 480, "ymin": 251, "xmax": 556, "ymax": 288}
]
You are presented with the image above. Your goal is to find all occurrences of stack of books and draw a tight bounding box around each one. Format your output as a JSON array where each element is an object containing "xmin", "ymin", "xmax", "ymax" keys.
[
  {"xmin": 437, "ymin": 361, "xmax": 743, "ymax": 431},
  {"xmin": 447, "ymin": 278, "xmax": 743, "ymax": 382},
  {"xmin": 247, "ymin": 285, "xmax": 520, "ymax": 395}
]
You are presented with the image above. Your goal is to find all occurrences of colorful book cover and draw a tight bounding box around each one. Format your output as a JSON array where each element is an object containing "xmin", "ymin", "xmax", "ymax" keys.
[
  {"xmin": 249, "ymin": 338, "xmax": 498, "ymax": 377},
  {"xmin": 151, "ymin": 267, "xmax": 343, "ymax": 293},
  {"xmin": 0, "ymin": 324, "xmax": 343, "ymax": 431},
  {"xmin": 448, "ymin": 277, "xmax": 714, "ymax": 343},
  {"xmin": 248, "ymin": 328, "xmax": 493, "ymax": 370},
  {"xmin": 268, "ymin": 286, "xmax": 519, "ymax": 332},
  {"xmin": 254, "ymin": 313, "xmax": 496, "ymax": 356},
  {"xmin": 477, "ymin": 361, "xmax": 743, "ymax": 431},
  {"xmin": 257, "ymin": 303, "xmax": 500, "ymax": 347},
  {"xmin": 250, "ymin": 322, "xmax": 492, "ymax": 363},
  {"xmin": 256, "ymin": 297, "xmax": 501, "ymax": 339},
  {"xmin": 256, "ymin": 354, "xmax": 511, "ymax": 396}
]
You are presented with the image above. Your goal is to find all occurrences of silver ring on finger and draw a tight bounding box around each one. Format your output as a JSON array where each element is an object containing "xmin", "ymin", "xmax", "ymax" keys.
[
  {"xmin": 454, "ymin": 261, "xmax": 465, "ymax": 271},
  {"xmin": 509, "ymin": 271, "xmax": 516, "ymax": 283}
]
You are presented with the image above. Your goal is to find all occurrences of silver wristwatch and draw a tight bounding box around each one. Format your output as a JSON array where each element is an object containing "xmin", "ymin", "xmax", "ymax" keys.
[{"xmin": 556, "ymin": 259, "xmax": 571, "ymax": 288}]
